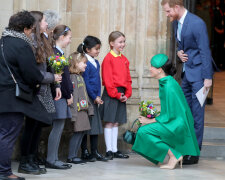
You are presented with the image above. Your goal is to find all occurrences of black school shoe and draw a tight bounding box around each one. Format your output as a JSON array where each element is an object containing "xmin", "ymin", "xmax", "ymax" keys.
[
  {"xmin": 113, "ymin": 151, "xmax": 129, "ymax": 159},
  {"xmin": 81, "ymin": 149, "xmax": 96, "ymax": 162},
  {"xmin": 0, "ymin": 174, "xmax": 25, "ymax": 180},
  {"xmin": 67, "ymin": 157, "xmax": 86, "ymax": 164},
  {"xmin": 45, "ymin": 161, "xmax": 70, "ymax": 169},
  {"xmin": 105, "ymin": 151, "xmax": 113, "ymax": 160},
  {"xmin": 182, "ymin": 155, "xmax": 199, "ymax": 165},
  {"xmin": 91, "ymin": 150, "xmax": 108, "ymax": 162}
]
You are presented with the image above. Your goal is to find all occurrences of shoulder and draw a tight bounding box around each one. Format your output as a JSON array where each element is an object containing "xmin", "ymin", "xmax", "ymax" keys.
[{"xmin": 188, "ymin": 12, "xmax": 205, "ymax": 26}]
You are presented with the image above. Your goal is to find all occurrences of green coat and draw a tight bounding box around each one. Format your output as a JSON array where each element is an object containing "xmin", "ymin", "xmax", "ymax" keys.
[{"xmin": 132, "ymin": 76, "xmax": 200, "ymax": 164}]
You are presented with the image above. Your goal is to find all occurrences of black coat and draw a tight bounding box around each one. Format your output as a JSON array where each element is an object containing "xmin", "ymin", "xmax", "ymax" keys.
[{"xmin": 0, "ymin": 36, "xmax": 51, "ymax": 124}]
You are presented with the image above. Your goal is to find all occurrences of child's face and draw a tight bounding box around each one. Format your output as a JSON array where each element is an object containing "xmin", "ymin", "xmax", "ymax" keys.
[
  {"xmin": 86, "ymin": 44, "xmax": 101, "ymax": 58},
  {"xmin": 77, "ymin": 59, "xmax": 87, "ymax": 72},
  {"xmin": 110, "ymin": 36, "xmax": 126, "ymax": 53},
  {"xmin": 60, "ymin": 30, "xmax": 72, "ymax": 48}
]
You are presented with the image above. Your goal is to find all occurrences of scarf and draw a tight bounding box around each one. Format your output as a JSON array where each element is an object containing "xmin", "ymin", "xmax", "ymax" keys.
[{"xmin": 1, "ymin": 28, "xmax": 33, "ymax": 46}]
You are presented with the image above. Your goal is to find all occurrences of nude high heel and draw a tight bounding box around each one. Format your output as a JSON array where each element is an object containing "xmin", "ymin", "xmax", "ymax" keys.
[{"xmin": 160, "ymin": 156, "xmax": 183, "ymax": 170}]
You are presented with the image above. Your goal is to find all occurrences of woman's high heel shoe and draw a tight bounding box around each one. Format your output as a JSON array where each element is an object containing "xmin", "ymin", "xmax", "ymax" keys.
[{"xmin": 160, "ymin": 156, "xmax": 183, "ymax": 170}]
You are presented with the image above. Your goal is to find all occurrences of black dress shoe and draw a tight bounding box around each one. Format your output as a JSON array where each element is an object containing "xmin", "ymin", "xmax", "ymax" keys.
[
  {"xmin": 28, "ymin": 155, "xmax": 47, "ymax": 174},
  {"xmin": 105, "ymin": 151, "xmax": 113, "ymax": 160},
  {"xmin": 0, "ymin": 175, "xmax": 25, "ymax": 180},
  {"xmin": 62, "ymin": 163, "xmax": 72, "ymax": 168},
  {"xmin": 45, "ymin": 161, "xmax": 69, "ymax": 169},
  {"xmin": 81, "ymin": 149, "xmax": 96, "ymax": 162},
  {"xmin": 182, "ymin": 155, "xmax": 199, "ymax": 165},
  {"xmin": 92, "ymin": 150, "xmax": 108, "ymax": 162},
  {"xmin": 18, "ymin": 156, "xmax": 41, "ymax": 175},
  {"xmin": 113, "ymin": 151, "xmax": 129, "ymax": 159},
  {"xmin": 67, "ymin": 157, "xmax": 86, "ymax": 164}
]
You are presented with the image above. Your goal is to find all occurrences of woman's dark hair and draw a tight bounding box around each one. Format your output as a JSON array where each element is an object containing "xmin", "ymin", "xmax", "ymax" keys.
[
  {"xmin": 77, "ymin": 35, "xmax": 101, "ymax": 53},
  {"xmin": 30, "ymin": 11, "xmax": 53, "ymax": 63},
  {"xmin": 8, "ymin": 11, "xmax": 35, "ymax": 32},
  {"xmin": 161, "ymin": 58, "xmax": 177, "ymax": 76}
]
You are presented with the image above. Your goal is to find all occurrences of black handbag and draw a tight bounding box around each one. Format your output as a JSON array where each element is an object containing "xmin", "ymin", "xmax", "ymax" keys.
[
  {"xmin": 1, "ymin": 39, "xmax": 33, "ymax": 103},
  {"xmin": 123, "ymin": 119, "xmax": 140, "ymax": 145}
]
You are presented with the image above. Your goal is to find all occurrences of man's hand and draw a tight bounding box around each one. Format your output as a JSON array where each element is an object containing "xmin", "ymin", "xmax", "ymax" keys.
[
  {"xmin": 177, "ymin": 50, "xmax": 188, "ymax": 62},
  {"xmin": 203, "ymin": 79, "xmax": 212, "ymax": 93}
]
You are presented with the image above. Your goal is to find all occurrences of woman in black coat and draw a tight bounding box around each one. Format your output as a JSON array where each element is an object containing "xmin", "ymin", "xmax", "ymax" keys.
[{"xmin": 0, "ymin": 11, "xmax": 50, "ymax": 180}]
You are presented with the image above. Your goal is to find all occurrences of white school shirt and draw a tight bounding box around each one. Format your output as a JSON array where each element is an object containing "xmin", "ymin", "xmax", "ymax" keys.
[{"xmin": 85, "ymin": 54, "xmax": 97, "ymax": 68}]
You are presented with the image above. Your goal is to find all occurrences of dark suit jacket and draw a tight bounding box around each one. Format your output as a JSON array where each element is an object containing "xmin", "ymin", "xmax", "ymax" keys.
[{"xmin": 173, "ymin": 12, "xmax": 215, "ymax": 82}]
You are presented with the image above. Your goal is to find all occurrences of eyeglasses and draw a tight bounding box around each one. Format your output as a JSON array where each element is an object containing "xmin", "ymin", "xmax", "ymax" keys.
[{"xmin": 60, "ymin": 26, "xmax": 70, "ymax": 36}]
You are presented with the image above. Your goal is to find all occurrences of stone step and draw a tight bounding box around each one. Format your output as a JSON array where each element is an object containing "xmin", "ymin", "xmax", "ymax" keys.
[
  {"xmin": 203, "ymin": 126, "xmax": 225, "ymax": 140},
  {"xmin": 201, "ymin": 126, "xmax": 225, "ymax": 158},
  {"xmin": 201, "ymin": 140, "xmax": 225, "ymax": 158}
]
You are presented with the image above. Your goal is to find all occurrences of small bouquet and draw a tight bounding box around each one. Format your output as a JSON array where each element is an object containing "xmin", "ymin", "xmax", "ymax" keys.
[
  {"xmin": 48, "ymin": 54, "xmax": 70, "ymax": 74},
  {"xmin": 137, "ymin": 100, "xmax": 160, "ymax": 125}
]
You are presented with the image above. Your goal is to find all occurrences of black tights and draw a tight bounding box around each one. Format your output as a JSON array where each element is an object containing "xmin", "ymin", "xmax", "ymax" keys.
[
  {"xmin": 81, "ymin": 134, "xmax": 98, "ymax": 153},
  {"xmin": 20, "ymin": 117, "xmax": 42, "ymax": 156}
]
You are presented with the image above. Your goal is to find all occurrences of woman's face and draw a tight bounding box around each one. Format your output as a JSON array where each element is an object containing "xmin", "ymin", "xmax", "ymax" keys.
[
  {"xmin": 39, "ymin": 16, "xmax": 48, "ymax": 33},
  {"xmin": 149, "ymin": 66, "xmax": 161, "ymax": 78},
  {"xmin": 77, "ymin": 59, "xmax": 87, "ymax": 72},
  {"xmin": 86, "ymin": 44, "xmax": 101, "ymax": 58},
  {"xmin": 110, "ymin": 36, "xmax": 126, "ymax": 53},
  {"xmin": 60, "ymin": 30, "xmax": 72, "ymax": 48}
]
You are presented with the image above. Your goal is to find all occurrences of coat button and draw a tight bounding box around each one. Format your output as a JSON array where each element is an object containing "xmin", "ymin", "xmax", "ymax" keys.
[{"xmin": 36, "ymin": 84, "xmax": 40, "ymax": 88}]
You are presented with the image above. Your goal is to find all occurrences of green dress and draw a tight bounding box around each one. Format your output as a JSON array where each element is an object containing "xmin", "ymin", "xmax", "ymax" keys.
[{"xmin": 132, "ymin": 75, "xmax": 200, "ymax": 164}]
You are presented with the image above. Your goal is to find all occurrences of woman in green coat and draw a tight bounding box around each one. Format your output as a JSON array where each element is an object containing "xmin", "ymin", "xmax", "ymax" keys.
[{"xmin": 132, "ymin": 54, "xmax": 200, "ymax": 169}]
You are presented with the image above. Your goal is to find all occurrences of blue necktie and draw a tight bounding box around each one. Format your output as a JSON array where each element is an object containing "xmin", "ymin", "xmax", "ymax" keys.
[{"xmin": 177, "ymin": 22, "xmax": 182, "ymax": 41}]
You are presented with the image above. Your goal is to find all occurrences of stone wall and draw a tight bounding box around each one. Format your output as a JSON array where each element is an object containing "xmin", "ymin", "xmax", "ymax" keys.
[{"xmin": 0, "ymin": 0, "xmax": 171, "ymax": 158}]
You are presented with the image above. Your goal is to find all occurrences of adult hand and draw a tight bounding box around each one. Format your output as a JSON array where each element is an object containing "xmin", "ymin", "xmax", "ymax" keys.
[
  {"xmin": 67, "ymin": 95, "xmax": 73, "ymax": 105},
  {"xmin": 139, "ymin": 116, "xmax": 156, "ymax": 125},
  {"xmin": 54, "ymin": 87, "xmax": 61, "ymax": 101},
  {"xmin": 54, "ymin": 74, "xmax": 62, "ymax": 83},
  {"xmin": 119, "ymin": 93, "xmax": 125, "ymax": 101},
  {"xmin": 203, "ymin": 79, "xmax": 212, "ymax": 93},
  {"xmin": 94, "ymin": 96, "xmax": 104, "ymax": 104},
  {"xmin": 177, "ymin": 50, "xmax": 188, "ymax": 62}
]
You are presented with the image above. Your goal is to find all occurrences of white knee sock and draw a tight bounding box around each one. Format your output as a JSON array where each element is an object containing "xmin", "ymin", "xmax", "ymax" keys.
[
  {"xmin": 104, "ymin": 128, "xmax": 112, "ymax": 152},
  {"xmin": 112, "ymin": 127, "xmax": 118, "ymax": 153}
]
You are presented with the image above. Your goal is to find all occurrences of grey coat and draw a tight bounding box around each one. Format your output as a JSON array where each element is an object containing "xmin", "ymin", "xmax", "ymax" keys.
[{"xmin": 70, "ymin": 74, "xmax": 94, "ymax": 132}]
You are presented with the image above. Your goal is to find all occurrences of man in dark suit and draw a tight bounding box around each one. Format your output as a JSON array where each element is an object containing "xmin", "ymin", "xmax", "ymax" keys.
[{"xmin": 161, "ymin": 0, "xmax": 215, "ymax": 165}]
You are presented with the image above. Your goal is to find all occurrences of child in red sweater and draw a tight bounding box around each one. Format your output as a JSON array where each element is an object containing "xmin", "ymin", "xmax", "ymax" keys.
[{"xmin": 100, "ymin": 31, "xmax": 132, "ymax": 160}]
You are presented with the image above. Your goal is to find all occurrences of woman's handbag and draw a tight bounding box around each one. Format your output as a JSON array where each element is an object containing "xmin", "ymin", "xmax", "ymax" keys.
[
  {"xmin": 123, "ymin": 119, "xmax": 140, "ymax": 145},
  {"xmin": 1, "ymin": 39, "xmax": 33, "ymax": 103}
]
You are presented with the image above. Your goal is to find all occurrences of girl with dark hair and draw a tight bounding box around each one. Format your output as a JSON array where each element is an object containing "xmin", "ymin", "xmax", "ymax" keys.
[
  {"xmin": 0, "ymin": 10, "xmax": 50, "ymax": 180},
  {"xmin": 77, "ymin": 36, "xmax": 108, "ymax": 162},
  {"xmin": 18, "ymin": 11, "xmax": 62, "ymax": 175},
  {"xmin": 46, "ymin": 25, "xmax": 73, "ymax": 169},
  {"xmin": 132, "ymin": 54, "xmax": 200, "ymax": 170}
]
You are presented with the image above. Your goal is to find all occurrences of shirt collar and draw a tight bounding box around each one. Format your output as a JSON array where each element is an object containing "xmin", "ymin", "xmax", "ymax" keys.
[
  {"xmin": 178, "ymin": 9, "xmax": 188, "ymax": 25},
  {"xmin": 55, "ymin": 45, "xmax": 64, "ymax": 55},
  {"xmin": 85, "ymin": 54, "xmax": 97, "ymax": 68},
  {"xmin": 110, "ymin": 50, "xmax": 122, "ymax": 57}
]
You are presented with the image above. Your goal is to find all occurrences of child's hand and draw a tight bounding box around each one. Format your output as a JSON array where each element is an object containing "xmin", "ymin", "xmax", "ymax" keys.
[
  {"xmin": 94, "ymin": 96, "xmax": 104, "ymax": 104},
  {"xmin": 121, "ymin": 95, "xmax": 127, "ymax": 102},
  {"xmin": 119, "ymin": 93, "xmax": 124, "ymax": 101},
  {"xmin": 67, "ymin": 95, "xmax": 73, "ymax": 105},
  {"xmin": 54, "ymin": 87, "xmax": 61, "ymax": 101}
]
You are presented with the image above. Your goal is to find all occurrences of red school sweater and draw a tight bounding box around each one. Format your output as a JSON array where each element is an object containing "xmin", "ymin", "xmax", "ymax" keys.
[{"xmin": 101, "ymin": 50, "xmax": 132, "ymax": 100}]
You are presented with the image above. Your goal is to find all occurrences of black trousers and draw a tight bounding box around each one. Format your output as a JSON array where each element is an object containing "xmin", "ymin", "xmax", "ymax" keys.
[
  {"xmin": 20, "ymin": 117, "xmax": 42, "ymax": 157},
  {"xmin": 0, "ymin": 112, "xmax": 24, "ymax": 176},
  {"xmin": 81, "ymin": 134, "xmax": 98, "ymax": 153}
]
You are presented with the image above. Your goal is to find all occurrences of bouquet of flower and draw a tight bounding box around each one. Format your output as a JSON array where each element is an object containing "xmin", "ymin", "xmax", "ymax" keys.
[
  {"xmin": 137, "ymin": 100, "xmax": 160, "ymax": 125},
  {"xmin": 48, "ymin": 54, "xmax": 70, "ymax": 74}
]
